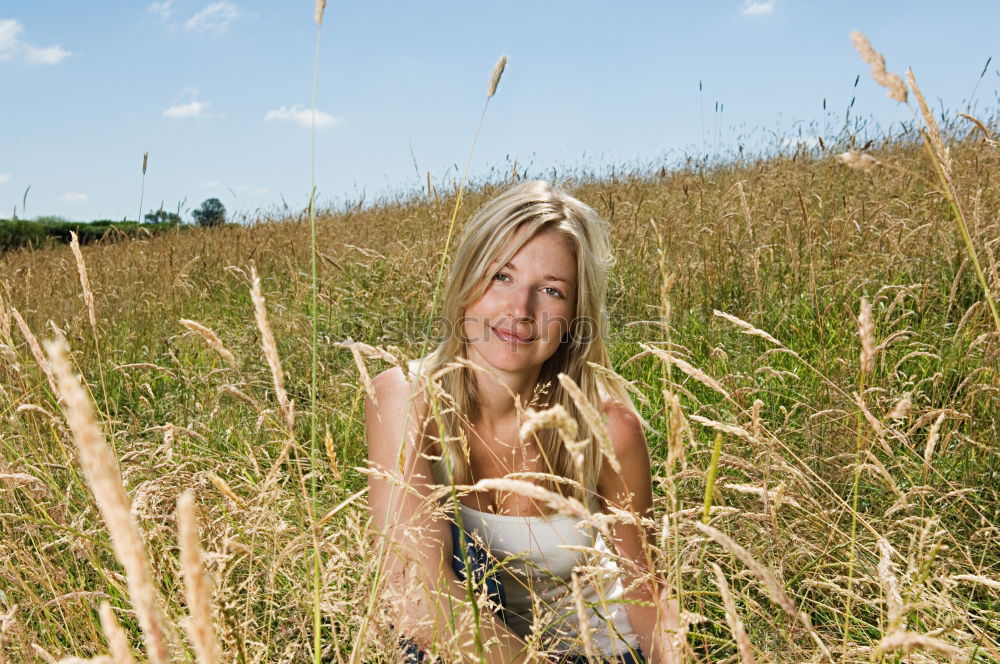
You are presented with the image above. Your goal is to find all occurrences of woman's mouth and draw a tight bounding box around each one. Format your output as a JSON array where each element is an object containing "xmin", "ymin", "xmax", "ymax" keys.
[{"xmin": 492, "ymin": 327, "xmax": 534, "ymax": 344}]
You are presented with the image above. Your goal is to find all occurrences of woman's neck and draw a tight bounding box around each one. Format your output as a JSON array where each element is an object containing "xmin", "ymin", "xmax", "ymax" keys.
[{"xmin": 470, "ymin": 363, "xmax": 542, "ymax": 424}]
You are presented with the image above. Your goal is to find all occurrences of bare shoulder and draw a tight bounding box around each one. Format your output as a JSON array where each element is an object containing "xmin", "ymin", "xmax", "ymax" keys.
[
  {"xmin": 369, "ymin": 364, "xmax": 429, "ymax": 413},
  {"xmin": 365, "ymin": 367, "xmax": 430, "ymax": 460},
  {"xmin": 601, "ymin": 397, "xmax": 647, "ymax": 457},
  {"xmin": 597, "ymin": 397, "xmax": 653, "ymax": 513}
]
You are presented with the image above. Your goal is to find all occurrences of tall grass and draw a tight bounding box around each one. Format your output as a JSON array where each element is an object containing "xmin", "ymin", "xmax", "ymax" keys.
[{"xmin": 0, "ymin": 32, "xmax": 997, "ymax": 664}]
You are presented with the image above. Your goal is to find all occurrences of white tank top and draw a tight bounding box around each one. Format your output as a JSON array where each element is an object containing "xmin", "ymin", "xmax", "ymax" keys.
[{"xmin": 431, "ymin": 457, "xmax": 641, "ymax": 657}]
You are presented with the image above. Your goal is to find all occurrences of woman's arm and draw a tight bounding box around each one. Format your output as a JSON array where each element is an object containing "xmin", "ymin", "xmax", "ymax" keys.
[
  {"xmin": 365, "ymin": 366, "xmax": 538, "ymax": 663},
  {"xmin": 597, "ymin": 400, "xmax": 680, "ymax": 664}
]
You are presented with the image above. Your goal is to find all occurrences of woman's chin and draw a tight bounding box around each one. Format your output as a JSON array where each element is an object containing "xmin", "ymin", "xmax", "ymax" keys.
[{"xmin": 472, "ymin": 344, "xmax": 544, "ymax": 374}]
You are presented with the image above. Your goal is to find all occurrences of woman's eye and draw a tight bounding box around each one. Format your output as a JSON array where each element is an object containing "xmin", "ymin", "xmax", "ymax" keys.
[
  {"xmin": 544, "ymin": 287, "xmax": 564, "ymax": 298},
  {"xmin": 493, "ymin": 272, "xmax": 509, "ymax": 282}
]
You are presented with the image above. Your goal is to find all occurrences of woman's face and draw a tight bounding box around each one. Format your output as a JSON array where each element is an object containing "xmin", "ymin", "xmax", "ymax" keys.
[{"xmin": 462, "ymin": 228, "xmax": 577, "ymax": 377}]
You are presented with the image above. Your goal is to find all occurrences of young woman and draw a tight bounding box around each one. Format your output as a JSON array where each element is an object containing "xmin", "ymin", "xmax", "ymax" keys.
[{"xmin": 365, "ymin": 181, "xmax": 679, "ymax": 663}]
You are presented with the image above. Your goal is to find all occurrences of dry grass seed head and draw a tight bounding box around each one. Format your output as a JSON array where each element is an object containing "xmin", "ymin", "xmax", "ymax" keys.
[
  {"xmin": 11, "ymin": 306, "xmax": 59, "ymax": 397},
  {"xmin": 859, "ymin": 297, "xmax": 875, "ymax": 374},
  {"xmin": 666, "ymin": 390, "xmax": 686, "ymax": 475},
  {"xmin": 906, "ymin": 68, "xmax": 951, "ymax": 170},
  {"xmin": 849, "ymin": 30, "xmax": 908, "ymax": 103},
  {"xmin": 923, "ymin": 412, "xmax": 947, "ymax": 468},
  {"xmin": 713, "ymin": 310, "xmax": 782, "ymax": 346},
  {"xmin": 694, "ymin": 522, "xmax": 831, "ymax": 659},
  {"xmin": 249, "ymin": 265, "xmax": 294, "ymax": 431},
  {"xmin": 69, "ymin": 232, "xmax": 98, "ymax": 339},
  {"xmin": 888, "ymin": 394, "xmax": 912, "ymax": 421},
  {"xmin": 208, "ymin": 473, "xmax": 245, "ymax": 508},
  {"xmin": 557, "ymin": 372, "xmax": 620, "ymax": 474},
  {"xmin": 179, "ymin": 319, "xmax": 237, "ymax": 368},
  {"xmin": 487, "ymin": 55, "xmax": 507, "ymax": 98},
  {"xmin": 874, "ymin": 631, "xmax": 962, "ymax": 663},
  {"xmin": 709, "ymin": 562, "xmax": 756, "ymax": 664},
  {"xmin": 638, "ymin": 343, "xmax": 731, "ymax": 400},
  {"xmin": 877, "ymin": 537, "xmax": 905, "ymax": 628},
  {"xmin": 177, "ymin": 489, "xmax": 222, "ymax": 664},
  {"xmin": 44, "ymin": 337, "xmax": 170, "ymax": 664},
  {"xmin": 570, "ymin": 572, "xmax": 596, "ymax": 661},
  {"xmin": 98, "ymin": 602, "xmax": 137, "ymax": 664}
]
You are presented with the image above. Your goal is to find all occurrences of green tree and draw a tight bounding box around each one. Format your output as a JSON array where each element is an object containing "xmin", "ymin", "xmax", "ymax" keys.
[
  {"xmin": 144, "ymin": 209, "xmax": 182, "ymax": 225},
  {"xmin": 192, "ymin": 198, "xmax": 226, "ymax": 228}
]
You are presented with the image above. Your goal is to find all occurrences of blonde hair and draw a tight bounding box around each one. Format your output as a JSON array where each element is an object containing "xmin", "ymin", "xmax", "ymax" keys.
[{"xmin": 419, "ymin": 180, "xmax": 634, "ymax": 512}]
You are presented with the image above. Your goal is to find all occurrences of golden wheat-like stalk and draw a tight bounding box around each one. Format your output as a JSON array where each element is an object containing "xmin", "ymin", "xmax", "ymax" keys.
[
  {"xmin": 923, "ymin": 412, "xmax": 947, "ymax": 469},
  {"xmin": 666, "ymin": 390, "xmax": 686, "ymax": 474},
  {"xmin": 177, "ymin": 489, "xmax": 222, "ymax": 664},
  {"xmin": 557, "ymin": 372, "xmax": 620, "ymax": 474},
  {"xmin": 98, "ymin": 602, "xmax": 137, "ymax": 664},
  {"xmin": 314, "ymin": 0, "xmax": 327, "ymax": 25},
  {"xmin": 874, "ymin": 631, "xmax": 961, "ymax": 662},
  {"xmin": 638, "ymin": 343, "xmax": 730, "ymax": 400},
  {"xmin": 688, "ymin": 415, "xmax": 756, "ymax": 444},
  {"xmin": 11, "ymin": 306, "xmax": 59, "ymax": 397},
  {"xmin": 849, "ymin": 31, "xmax": 907, "ymax": 104},
  {"xmin": 952, "ymin": 574, "xmax": 1000, "ymax": 591},
  {"xmin": 519, "ymin": 404, "xmax": 579, "ymax": 449},
  {"xmin": 209, "ymin": 473, "xmax": 245, "ymax": 508},
  {"xmin": 69, "ymin": 232, "xmax": 98, "ymax": 340},
  {"xmin": 905, "ymin": 68, "xmax": 949, "ymax": 169},
  {"xmin": 695, "ymin": 522, "xmax": 831, "ymax": 659},
  {"xmin": 487, "ymin": 55, "xmax": 507, "ymax": 98},
  {"xmin": 44, "ymin": 337, "xmax": 170, "ymax": 664},
  {"xmin": 468, "ymin": 478, "xmax": 595, "ymax": 525},
  {"xmin": 887, "ymin": 394, "xmax": 911, "ymax": 421},
  {"xmin": 570, "ymin": 572, "xmax": 595, "ymax": 661},
  {"xmin": 250, "ymin": 265, "xmax": 294, "ymax": 431},
  {"xmin": 858, "ymin": 297, "xmax": 875, "ymax": 374},
  {"xmin": 0, "ymin": 289, "xmax": 11, "ymax": 341},
  {"xmin": 709, "ymin": 562, "xmax": 755, "ymax": 664},
  {"xmin": 179, "ymin": 319, "xmax": 237, "ymax": 368},
  {"xmin": 713, "ymin": 310, "xmax": 781, "ymax": 346},
  {"xmin": 876, "ymin": 537, "xmax": 904, "ymax": 629},
  {"xmin": 324, "ymin": 427, "xmax": 341, "ymax": 479}
]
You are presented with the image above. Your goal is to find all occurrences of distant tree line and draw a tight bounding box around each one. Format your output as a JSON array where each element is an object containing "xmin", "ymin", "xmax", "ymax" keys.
[{"xmin": 0, "ymin": 198, "xmax": 227, "ymax": 253}]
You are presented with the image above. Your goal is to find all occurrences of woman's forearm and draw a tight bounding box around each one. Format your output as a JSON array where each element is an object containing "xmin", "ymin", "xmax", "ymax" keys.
[
  {"xmin": 623, "ymin": 580, "xmax": 680, "ymax": 664},
  {"xmin": 398, "ymin": 562, "xmax": 540, "ymax": 664}
]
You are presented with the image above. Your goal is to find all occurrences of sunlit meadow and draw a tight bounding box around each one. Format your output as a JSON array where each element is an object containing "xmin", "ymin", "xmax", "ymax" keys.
[{"xmin": 0, "ymin": 23, "xmax": 997, "ymax": 664}]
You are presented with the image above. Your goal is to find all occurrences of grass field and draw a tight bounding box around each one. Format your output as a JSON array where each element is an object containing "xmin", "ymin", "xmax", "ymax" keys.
[{"xmin": 1, "ymin": 103, "xmax": 998, "ymax": 663}]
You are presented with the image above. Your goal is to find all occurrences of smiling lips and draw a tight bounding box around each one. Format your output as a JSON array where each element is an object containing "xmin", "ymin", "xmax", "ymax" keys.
[{"xmin": 492, "ymin": 327, "xmax": 535, "ymax": 344}]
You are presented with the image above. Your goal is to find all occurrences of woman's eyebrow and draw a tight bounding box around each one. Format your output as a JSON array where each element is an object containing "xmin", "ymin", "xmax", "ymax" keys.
[{"xmin": 504, "ymin": 261, "xmax": 571, "ymax": 284}]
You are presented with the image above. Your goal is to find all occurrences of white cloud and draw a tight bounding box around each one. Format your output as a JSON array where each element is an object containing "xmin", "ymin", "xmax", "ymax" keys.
[
  {"xmin": 25, "ymin": 44, "xmax": 71, "ymax": 65},
  {"xmin": 264, "ymin": 105, "xmax": 340, "ymax": 129},
  {"xmin": 742, "ymin": 0, "xmax": 776, "ymax": 16},
  {"xmin": 0, "ymin": 19, "xmax": 23, "ymax": 60},
  {"xmin": 147, "ymin": 0, "xmax": 174, "ymax": 20},
  {"xmin": 0, "ymin": 18, "xmax": 72, "ymax": 64},
  {"xmin": 0, "ymin": 173, "xmax": 11, "ymax": 183},
  {"xmin": 163, "ymin": 100, "xmax": 209, "ymax": 118},
  {"xmin": 185, "ymin": 2, "xmax": 239, "ymax": 32},
  {"xmin": 59, "ymin": 192, "xmax": 88, "ymax": 202}
]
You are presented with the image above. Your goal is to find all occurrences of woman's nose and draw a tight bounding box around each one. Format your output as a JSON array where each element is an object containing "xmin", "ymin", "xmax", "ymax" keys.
[{"xmin": 504, "ymin": 287, "xmax": 534, "ymax": 321}]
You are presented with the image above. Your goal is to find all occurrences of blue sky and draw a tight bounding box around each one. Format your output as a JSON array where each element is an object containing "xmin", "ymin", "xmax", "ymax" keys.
[{"xmin": 2, "ymin": 1, "xmax": 998, "ymax": 222}]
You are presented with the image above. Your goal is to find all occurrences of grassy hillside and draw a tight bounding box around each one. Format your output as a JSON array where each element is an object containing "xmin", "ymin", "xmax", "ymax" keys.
[{"xmin": 0, "ymin": 128, "xmax": 997, "ymax": 663}]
